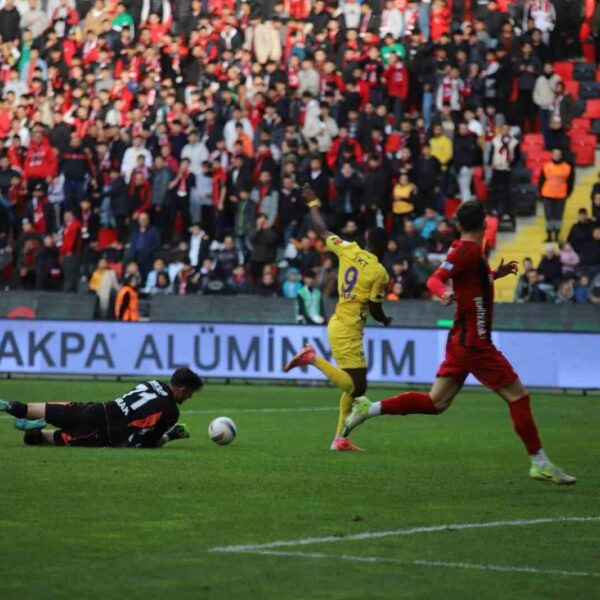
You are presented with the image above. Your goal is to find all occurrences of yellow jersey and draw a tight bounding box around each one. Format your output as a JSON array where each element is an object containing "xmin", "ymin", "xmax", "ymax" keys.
[{"xmin": 326, "ymin": 234, "xmax": 389, "ymax": 330}]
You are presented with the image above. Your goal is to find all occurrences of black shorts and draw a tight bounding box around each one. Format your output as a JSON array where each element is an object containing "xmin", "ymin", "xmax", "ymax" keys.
[{"xmin": 46, "ymin": 403, "xmax": 110, "ymax": 447}]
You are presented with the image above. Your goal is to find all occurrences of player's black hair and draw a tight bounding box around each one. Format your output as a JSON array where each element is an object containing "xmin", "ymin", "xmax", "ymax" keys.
[
  {"xmin": 171, "ymin": 368, "xmax": 204, "ymax": 392},
  {"xmin": 365, "ymin": 227, "xmax": 388, "ymax": 260},
  {"xmin": 456, "ymin": 200, "xmax": 486, "ymax": 232}
]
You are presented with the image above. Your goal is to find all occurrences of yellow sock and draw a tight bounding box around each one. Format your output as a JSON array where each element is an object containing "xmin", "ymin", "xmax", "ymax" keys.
[
  {"xmin": 336, "ymin": 391, "xmax": 354, "ymax": 438},
  {"xmin": 313, "ymin": 356, "xmax": 354, "ymax": 393}
]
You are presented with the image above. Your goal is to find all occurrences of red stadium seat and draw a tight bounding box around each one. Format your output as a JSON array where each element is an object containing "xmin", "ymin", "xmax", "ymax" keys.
[
  {"xmin": 530, "ymin": 166, "xmax": 542, "ymax": 185},
  {"xmin": 444, "ymin": 197, "xmax": 461, "ymax": 218},
  {"xmin": 97, "ymin": 228, "xmax": 117, "ymax": 250},
  {"xmin": 571, "ymin": 135, "xmax": 597, "ymax": 165},
  {"xmin": 573, "ymin": 147, "xmax": 595, "ymax": 166},
  {"xmin": 584, "ymin": 99, "xmax": 600, "ymax": 119},
  {"xmin": 564, "ymin": 80, "xmax": 579, "ymax": 97},
  {"xmin": 554, "ymin": 61, "xmax": 574, "ymax": 81},
  {"xmin": 571, "ymin": 117, "xmax": 591, "ymax": 132},
  {"xmin": 522, "ymin": 133, "xmax": 544, "ymax": 148},
  {"xmin": 583, "ymin": 42, "xmax": 595, "ymax": 64},
  {"xmin": 525, "ymin": 149, "xmax": 552, "ymax": 170},
  {"xmin": 472, "ymin": 166, "xmax": 488, "ymax": 200}
]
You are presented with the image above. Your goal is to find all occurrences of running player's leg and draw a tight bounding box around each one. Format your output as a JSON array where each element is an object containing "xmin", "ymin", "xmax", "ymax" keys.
[
  {"xmin": 332, "ymin": 368, "xmax": 366, "ymax": 447},
  {"xmin": 343, "ymin": 343, "xmax": 468, "ymax": 435},
  {"xmin": 470, "ymin": 345, "xmax": 575, "ymax": 484},
  {"xmin": 495, "ymin": 378, "xmax": 575, "ymax": 484},
  {"xmin": 284, "ymin": 318, "xmax": 356, "ymax": 394},
  {"xmin": 343, "ymin": 376, "xmax": 462, "ymax": 435}
]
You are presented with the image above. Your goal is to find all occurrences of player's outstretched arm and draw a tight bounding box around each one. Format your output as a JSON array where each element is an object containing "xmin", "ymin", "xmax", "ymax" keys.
[
  {"xmin": 493, "ymin": 258, "xmax": 519, "ymax": 279},
  {"xmin": 157, "ymin": 423, "xmax": 190, "ymax": 448},
  {"xmin": 301, "ymin": 184, "xmax": 333, "ymax": 240},
  {"xmin": 369, "ymin": 301, "xmax": 393, "ymax": 326}
]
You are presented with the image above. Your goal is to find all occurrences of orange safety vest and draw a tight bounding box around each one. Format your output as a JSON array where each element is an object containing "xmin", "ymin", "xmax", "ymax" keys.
[
  {"xmin": 541, "ymin": 162, "xmax": 572, "ymax": 200},
  {"xmin": 115, "ymin": 285, "xmax": 139, "ymax": 321}
]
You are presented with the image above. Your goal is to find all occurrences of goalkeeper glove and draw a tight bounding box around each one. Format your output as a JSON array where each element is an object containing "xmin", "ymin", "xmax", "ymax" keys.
[{"xmin": 165, "ymin": 423, "xmax": 190, "ymax": 442}]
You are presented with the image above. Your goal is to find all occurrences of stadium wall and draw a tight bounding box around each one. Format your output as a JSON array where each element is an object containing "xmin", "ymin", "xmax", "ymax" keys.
[
  {"xmin": 0, "ymin": 319, "xmax": 598, "ymax": 389},
  {"xmin": 1, "ymin": 292, "xmax": 600, "ymax": 332}
]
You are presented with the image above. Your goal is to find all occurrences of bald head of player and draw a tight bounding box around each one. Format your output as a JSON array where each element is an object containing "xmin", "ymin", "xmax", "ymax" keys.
[
  {"xmin": 365, "ymin": 227, "xmax": 388, "ymax": 261},
  {"xmin": 169, "ymin": 368, "xmax": 204, "ymax": 403},
  {"xmin": 456, "ymin": 200, "xmax": 486, "ymax": 236}
]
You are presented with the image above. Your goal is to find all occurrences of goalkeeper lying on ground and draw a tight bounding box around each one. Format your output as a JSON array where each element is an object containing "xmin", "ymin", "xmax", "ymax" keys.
[{"xmin": 0, "ymin": 368, "xmax": 203, "ymax": 448}]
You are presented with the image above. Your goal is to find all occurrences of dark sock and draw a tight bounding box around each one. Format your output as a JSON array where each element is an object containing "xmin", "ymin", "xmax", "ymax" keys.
[
  {"xmin": 23, "ymin": 430, "xmax": 43, "ymax": 445},
  {"xmin": 545, "ymin": 230, "xmax": 552, "ymax": 242},
  {"xmin": 7, "ymin": 401, "xmax": 27, "ymax": 418}
]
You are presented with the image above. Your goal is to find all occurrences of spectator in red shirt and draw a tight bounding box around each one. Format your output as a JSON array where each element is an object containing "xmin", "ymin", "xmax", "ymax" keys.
[
  {"xmin": 23, "ymin": 129, "xmax": 58, "ymax": 192},
  {"xmin": 60, "ymin": 209, "xmax": 83, "ymax": 292},
  {"xmin": 383, "ymin": 52, "xmax": 409, "ymax": 125}
]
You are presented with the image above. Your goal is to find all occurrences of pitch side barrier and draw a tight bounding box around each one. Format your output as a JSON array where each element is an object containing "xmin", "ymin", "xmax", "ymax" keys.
[{"xmin": 0, "ymin": 320, "xmax": 598, "ymax": 390}]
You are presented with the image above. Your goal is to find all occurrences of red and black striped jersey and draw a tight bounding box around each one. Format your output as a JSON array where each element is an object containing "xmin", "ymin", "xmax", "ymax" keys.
[
  {"xmin": 104, "ymin": 380, "xmax": 179, "ymax": 447},
  {"xmin": 429, "ymin": 240, "xmax": 495, "ymax": 347}
]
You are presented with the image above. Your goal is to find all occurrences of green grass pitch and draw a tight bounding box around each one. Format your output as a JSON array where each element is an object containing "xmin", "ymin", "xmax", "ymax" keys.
[{"xmin": 0, "ymin": 379, "xmax": 599, "ymax": 600}]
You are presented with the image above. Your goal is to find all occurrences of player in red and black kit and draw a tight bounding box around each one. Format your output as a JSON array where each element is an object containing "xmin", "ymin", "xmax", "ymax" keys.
[
  {"xmin": 0, "ymin": 368, "xmax": 203, "ymax": 448},
  {"xmin": 343, "ymin": 201, "xmax": 576, "ymax": 484}
]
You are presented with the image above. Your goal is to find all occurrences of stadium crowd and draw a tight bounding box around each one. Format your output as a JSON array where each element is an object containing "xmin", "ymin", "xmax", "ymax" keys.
[{"xmin": 0, "ymin": 0, "xmax": 599, "ymax": 319}]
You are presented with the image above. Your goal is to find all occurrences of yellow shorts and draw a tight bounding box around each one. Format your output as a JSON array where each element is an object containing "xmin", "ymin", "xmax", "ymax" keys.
[{"xmin": 327, "ymin": 315, "xmax": 366, "ymax": 370}]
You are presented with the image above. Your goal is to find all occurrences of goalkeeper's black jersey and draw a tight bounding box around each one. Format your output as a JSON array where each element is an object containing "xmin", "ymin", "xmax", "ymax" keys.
[{"xmin": 104, "ymin": 380, "xmax": 179, "ymax": 447}]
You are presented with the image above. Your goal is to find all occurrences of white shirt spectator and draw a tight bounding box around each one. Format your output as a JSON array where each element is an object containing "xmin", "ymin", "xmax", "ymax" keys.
[
  {"xmin": 121, "ymin": 144, "xmax": 153, "ymax": 182},
  {"xmin": 181, "ymin": 141, "xmax": 208, "ymax": 178},
  {"xmin": 223, "ymin": 116, "xmax": 254, "ymax": 152}
]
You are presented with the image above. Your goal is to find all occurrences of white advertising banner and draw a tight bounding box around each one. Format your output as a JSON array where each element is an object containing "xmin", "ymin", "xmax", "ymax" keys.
[{"xmin": 0, "ymin": 320, "xmax": 598, "ymax": 389}]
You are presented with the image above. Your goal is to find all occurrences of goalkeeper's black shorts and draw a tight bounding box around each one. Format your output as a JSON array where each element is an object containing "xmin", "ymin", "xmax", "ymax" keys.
[{"xmin": 45, "ymin": 402, "xmax": 110, "ymax": 447}]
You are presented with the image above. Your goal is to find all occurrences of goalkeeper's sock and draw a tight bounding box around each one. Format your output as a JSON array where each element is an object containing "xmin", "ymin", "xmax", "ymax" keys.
[
  {"xmin": 335, "ymin": 392, "xmax": 355, "ymax": 439},
  {"xmin": 1, "ymin": 401, "xmax": 28, "ymax": 418},
  {"xmin": 377, "ymin": 392, "xmax": 438, "ymax": 415},
  {"xmin": 313, "ymin": 356, "xmax": 354, "ymax": 394},
  {"xmin": 509, "ymin": 395, "xmax": 543, "ymax": 456}
]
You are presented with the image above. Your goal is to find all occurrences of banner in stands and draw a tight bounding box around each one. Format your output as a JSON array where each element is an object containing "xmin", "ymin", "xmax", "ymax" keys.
[{"xmin": 0, "ymin": 320, "xmax": 598, "ymax": 389}]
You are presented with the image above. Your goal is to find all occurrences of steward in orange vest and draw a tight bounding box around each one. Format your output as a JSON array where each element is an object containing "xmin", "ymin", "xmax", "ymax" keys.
[
  {"xmin": 539, "ymin": 149, "xmax": 574, "ymax": 242},
  {"xmin": 115, "ymin": 277, "xmax": 140, "ymax": 321}
]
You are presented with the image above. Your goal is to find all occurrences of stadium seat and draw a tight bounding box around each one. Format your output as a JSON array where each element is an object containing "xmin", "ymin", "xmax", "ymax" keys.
[
  {"xmin": 525, "ymin": 149, "xmax": 552, "ymax": 170},
  {"xmin": 513, "ymin": 183, "xmax": 538, "ymax": 217},
  {"xmin": 472, "ymin": 166, "xmax": 488, "ymax": 200},
  {"xmin": 522, "ymin": 133, "xmax": 544, "ymax": 148},
  {"xmin": 444, "ymin": 197, "xmax": 461, "ymax": 219},
  {"xmin": 580, "ymin": 81, "xmax": 600, "ymax": 100},
  {"xmin": 571, "ymin": 117, "xmax": 591, "ymax": 132},
  {"xmin": 97, "ymin": 228, "xmax": 117, "ymax": 249},
  {"xmin": 571, "ymin": 135, "xmax": 596, "ymax": 166},
  {"xmin": 529, "ymin": 166, "xmax": 542, "ymax": 185},
  {"xmin": 573, "ymin": 99, "xmax": 586, "ymax": 116},
  {"xmin": 564, "ymin": 80, "xmax": 579, "ymax": 97},
  {"xmin": 583, "ymin": 42, "xmax": 595, "ymax": 64},
  {"xmin": 584, "ymin": 99, "xmax": 600, "ymax": 119},
  {"xmin": 574, "ymin": 63, "xmax": 596, "ymax": 81},
  {"xmin": 510, "ymin": 167, "xmax": 532, "ymax": 184},
  {"xmin": 553, "ymin": 61, "xmax": 573, "ymax": 81}
]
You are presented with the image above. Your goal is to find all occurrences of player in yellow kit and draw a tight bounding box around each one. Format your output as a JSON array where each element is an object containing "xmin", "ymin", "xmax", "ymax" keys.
[{"xmin": 284, "ymin": 185, "xmax": 392, "ymax": 451}]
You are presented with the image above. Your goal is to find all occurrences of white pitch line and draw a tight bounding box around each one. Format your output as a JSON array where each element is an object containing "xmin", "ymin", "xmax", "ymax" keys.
[
  {"xmin": 183, "ymin": 406, "xmax": 336, "ymax": 415},
  {"xmin": 247, "ymin": 550, "xmax": 600, "ymax": 578},
  {"xmin": 208, "ymin": 516, "xmax": 600, "ymax": 553},
  {"xmin": 0, "ymin": 406, "xmax": 337, "ymax": 420}
]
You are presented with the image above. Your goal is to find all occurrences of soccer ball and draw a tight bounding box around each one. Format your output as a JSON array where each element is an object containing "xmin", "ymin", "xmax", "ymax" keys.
[{"xmin": 208, "ymin": 417, "xmax": 237, "ymax": 445}]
